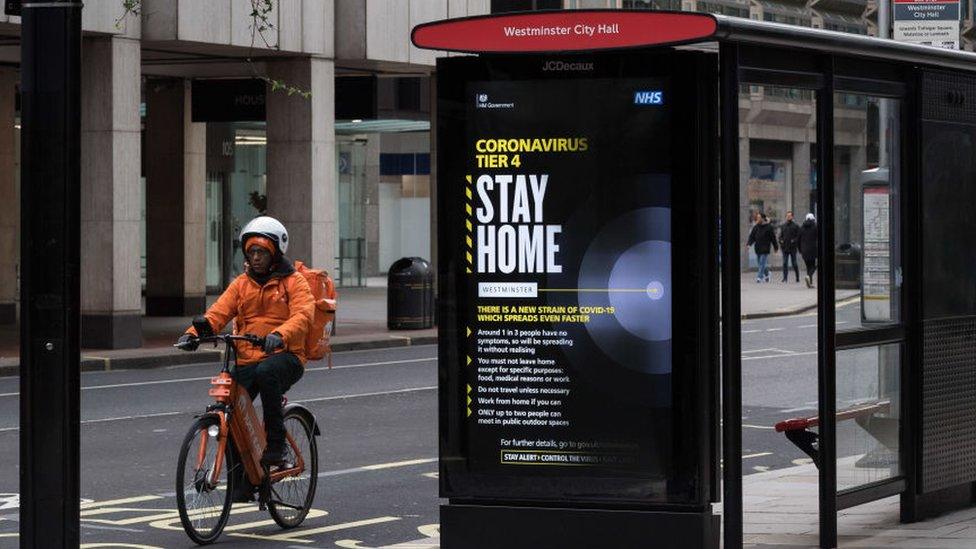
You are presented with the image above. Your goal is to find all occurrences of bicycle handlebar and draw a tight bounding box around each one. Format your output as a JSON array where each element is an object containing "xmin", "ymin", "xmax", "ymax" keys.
[{"xmin": 173, "ymin": 333, "xmax": 266, "ymax": 350}]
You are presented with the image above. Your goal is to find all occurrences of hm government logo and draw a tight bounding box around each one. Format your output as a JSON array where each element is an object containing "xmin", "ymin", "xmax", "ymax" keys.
[{"xmin": 475, "ymin": 93, "xmax": 515, "ymax": 110}]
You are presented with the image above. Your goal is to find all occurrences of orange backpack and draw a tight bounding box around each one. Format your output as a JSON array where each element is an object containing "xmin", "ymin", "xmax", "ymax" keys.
[{"xmin": 294, "ymin": 261, "xmax": 338, "ymax": 367}]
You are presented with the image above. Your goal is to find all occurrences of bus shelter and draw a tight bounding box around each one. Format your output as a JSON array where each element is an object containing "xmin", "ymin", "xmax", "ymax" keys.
[{"xmin": 414, "ymin": 10, "xmax": 976, "ymax": 548}]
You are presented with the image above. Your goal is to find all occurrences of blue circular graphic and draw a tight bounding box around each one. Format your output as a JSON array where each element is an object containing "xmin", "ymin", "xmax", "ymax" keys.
[
  {"xmin": 607, "ymin": 240, "xmax": 671, "ymax": 342},
  {"xmin": 646, "ymin": 281, "xmax": 665, "ymax": 300}
]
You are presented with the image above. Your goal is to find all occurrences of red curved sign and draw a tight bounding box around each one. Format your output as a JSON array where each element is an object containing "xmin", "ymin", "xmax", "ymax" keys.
[{"xmin": 412, "ymin": 10, "xmax": 718, "ymax": 53}]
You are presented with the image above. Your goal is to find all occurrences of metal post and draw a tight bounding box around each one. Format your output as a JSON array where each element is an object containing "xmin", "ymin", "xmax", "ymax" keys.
[
  {"xmin": 19, "ymin": 1, "xmax": 82, "ymax": 547},
  {"xmin": 816, "ymin": 60, "xmax": 838, "ymax": 549},
  {"xmin": 719, "ymin": 42, "xmax": 743, "ymax": 549}
]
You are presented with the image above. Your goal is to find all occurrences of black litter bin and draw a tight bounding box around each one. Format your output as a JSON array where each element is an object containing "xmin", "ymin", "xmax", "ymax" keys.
[
  {"xmin": 387, "ymin": 257, "xmax": 434, "ymax": 330},
  {"xmin": 835, "ymin": 242, "xmax": 861, "ymax": 289}
]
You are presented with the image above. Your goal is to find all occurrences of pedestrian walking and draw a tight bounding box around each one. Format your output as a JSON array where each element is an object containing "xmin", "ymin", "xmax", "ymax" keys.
[
  {"xmin": 747, "ymin": 213, "xmax": 779, "ymax": 283},
  {"xmin": 779, "ymin": 210, "xmax": 801, "ymax": 283},
  {"xmin": 799, "ymin": 212, "xmax": 818, "ymax": 288}
]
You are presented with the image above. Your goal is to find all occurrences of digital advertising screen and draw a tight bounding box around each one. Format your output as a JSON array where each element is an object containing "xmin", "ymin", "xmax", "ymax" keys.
[{"xmin": 438, "ymin": 52, "xmax": 717, "ymax": 505}]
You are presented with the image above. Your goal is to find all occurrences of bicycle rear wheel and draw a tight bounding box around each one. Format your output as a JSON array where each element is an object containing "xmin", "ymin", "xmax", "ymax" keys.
[
  {"xmin": 176, "ymin": 415, "xmax": 235, "ymax": 545},
  {"xmin": 268, "ymin": 410, "xmax": 318, "ymax": 528}
]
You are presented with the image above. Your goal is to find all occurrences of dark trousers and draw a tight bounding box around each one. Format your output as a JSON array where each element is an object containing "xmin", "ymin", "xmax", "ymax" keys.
[
  {"xmin": 234, "ymin": 352, "xmax": 304, "ymax": 449},
  {"xmin": 803, "ymin": 256, "xmax": 817, "ymax": 278},
  {"xmin": 782, "ymin": 251, "xmax": 799, "ymax": 281}
]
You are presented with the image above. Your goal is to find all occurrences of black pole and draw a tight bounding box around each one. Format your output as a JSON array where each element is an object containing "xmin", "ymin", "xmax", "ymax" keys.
[
  {"xmin": 719, "ymin": 43, "xmax": 743, "ymax": 549},
  {"xmin": 19, "ymin": 1, "xmax": 82, "ymax": 547},
  {"xmin": 815, "ymin": 59, "xmax": 837, "ymax": 549}
]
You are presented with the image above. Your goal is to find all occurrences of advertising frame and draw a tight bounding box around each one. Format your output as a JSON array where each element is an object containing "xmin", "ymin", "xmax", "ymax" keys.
[{"xmin": 436, "ymin": 48, "xmax": 719, "ymax": 518}]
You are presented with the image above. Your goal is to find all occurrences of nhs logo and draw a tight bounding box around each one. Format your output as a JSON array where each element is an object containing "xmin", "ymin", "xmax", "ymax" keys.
[{"xmin": 634, "ymin": 90, "xmax": 664, "ymax": 105}]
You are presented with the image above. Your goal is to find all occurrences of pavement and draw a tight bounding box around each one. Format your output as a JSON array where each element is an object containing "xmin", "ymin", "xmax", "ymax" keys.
[
  {"xmin": 0, "ymin": 285, "xmax": 436, "ymax": 377},
  {"xmin": 736, "ymin": 460, "xmax": 976, "ymax": 548},
  {"xmin": 740, "ymin": 271, "xmax": 859, "ymax": 319}
]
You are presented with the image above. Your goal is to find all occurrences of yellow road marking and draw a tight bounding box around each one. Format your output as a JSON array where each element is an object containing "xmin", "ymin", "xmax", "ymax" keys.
[
  {"xmin": 80, "ymin": 495, "xmax": 162, "ymax": 510},
  {"xmin": 0, "ymin": 533, "xmax": 18, "ymax": 538},
  {"xmin": 230, "ymin": 516, "xmax": 400, "ymax": 543},
  {"xmin": 335, "ymin": 540, "xmax": 373, "ymax": 548},
  {"xmin": 148, "ymin": 508, "xmax": 328, "ymax": 532},
  {"xmin": 85, "ymin": 503, "xmax": 260, "ymax": 526}
]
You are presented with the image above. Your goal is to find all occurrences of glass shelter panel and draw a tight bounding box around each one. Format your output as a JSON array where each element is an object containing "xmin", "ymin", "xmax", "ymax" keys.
[
  {"xmin": 740, "ymin": 85, "xmax": 817, "ymax": 285},
  {"xmin": 833, "ymin": 95, "xmax": 901, "ymax": 330},
  {"xmin": 738, "ymin": 83, "xmax": 820, "ymax": 477},
  {"xmin": 835, "ymin": 344, "xmax": 901, "ymax": 491}
]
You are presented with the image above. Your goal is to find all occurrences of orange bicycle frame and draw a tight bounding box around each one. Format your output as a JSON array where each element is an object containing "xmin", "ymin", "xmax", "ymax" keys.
[{"xmin": 203, "ymin": 370, "xmax": 305, "ymax": 487}]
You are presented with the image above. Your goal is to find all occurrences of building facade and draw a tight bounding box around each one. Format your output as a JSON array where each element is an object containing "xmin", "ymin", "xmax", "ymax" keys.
[
  {"xmin": 0, "ymin": 0, "xmax": 491, "ymax": 348},
  {"xmin": 0, "ymin": 0, "xmax": 911, "ymax": 347}
]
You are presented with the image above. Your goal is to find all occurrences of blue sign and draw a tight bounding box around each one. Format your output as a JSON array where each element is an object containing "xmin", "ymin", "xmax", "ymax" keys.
[{"xmin": 634, "ymin": 90, "xmax": 664, "ymax": 105}]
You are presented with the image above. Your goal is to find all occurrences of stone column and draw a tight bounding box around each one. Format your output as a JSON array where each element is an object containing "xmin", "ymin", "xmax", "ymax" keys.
[
  {"xmin": 792, "ymin": 140, "xmax": 812, "ymax": 218},
  {"xmin": 848, "ymin": 145, "xmax": 867, "ymax": 246},
  {"xmin": 266, "ymin": 57, "xmax": 336, "ymax": 271},
  {"xmin": 80, "ymin": 37, "xmax": 142, "ymax": 348},
  {"xmin": 144, "ymin": 78, "xmax": 207, "ymax": 316},
  {"xmin": 364, "ymin": 137, "xmax": 381, "ymax": 277},
  {"xmin": 739, "ymin": 136, "xmax": 752, "ymax": 271},
  {"xmin": 0, "ymin": 69, "xmax": 17, "ymax": 324}
]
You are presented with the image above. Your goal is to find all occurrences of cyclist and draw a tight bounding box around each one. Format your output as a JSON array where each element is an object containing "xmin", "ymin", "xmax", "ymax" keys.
[{"xmin": 178, "ymin": 216, "xmax": 314, "ymax": 478}]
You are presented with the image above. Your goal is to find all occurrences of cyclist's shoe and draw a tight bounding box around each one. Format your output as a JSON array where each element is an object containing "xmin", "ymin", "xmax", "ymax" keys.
[
  {"xmin": 231, "ymin": 481, "xmax": 256, "ymax": 503},
  {"xmin": 260, "ymin": 443, "xmax": 287, "ymax": 467}
]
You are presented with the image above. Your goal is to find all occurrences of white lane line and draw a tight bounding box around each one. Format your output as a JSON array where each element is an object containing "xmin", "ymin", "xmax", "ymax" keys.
[
  {"xmin": 742, "ymin": 348, "xmax": 778, "ymax": 354},
  {"xmin": 798, "ymin": 324, "xmax": 818, "ymax": 328},
  {"xmin": 0, "ymin": 411, "xmax": 185, "ymax": 433},
  {"xmin": 0, "ymin": 386, "xmax": 438, "ymax": 432},
  {"xmin": 743, "ymin": 424, "xmax": 775, "ymax": 430},
  {"xmin": 743, "ymin": 452, "xmax": 773, "ymax": 459},
  {"xmin": 0, "ymin": 357, "xmax": 436, "ymax": 398},
  {"xmin": 742, "ymin": 350, "xmax": 818, "ymax": 361},
  {"xmin": 742, "ymin": 329, "xmax": 761, "ymax": 334},
  {"xmin": 318, "ymin": 458, "xmax": 437, "ymax": 478},
  {"xmin": 765, "ymin": 328, "xmax": 784, "ymax": 332},
  {"xmin": 297, "ymin": 386, "xmax": 437, "ymax": 405}
]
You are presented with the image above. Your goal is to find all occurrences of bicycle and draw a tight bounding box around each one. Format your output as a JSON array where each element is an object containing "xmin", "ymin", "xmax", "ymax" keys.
[{"xmin": 174, "ymin": 319, "xmax": 320, "ymax": 545}]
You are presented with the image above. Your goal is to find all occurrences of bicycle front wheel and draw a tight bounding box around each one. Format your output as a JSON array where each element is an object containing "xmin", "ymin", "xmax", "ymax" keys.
[
  {"xmin": 176, "ymin": 415, "xmax": 235, "ymax": 545},
  {"xmin": 268, "ymin": 410, "xmax": 319, "ymax": 528}
]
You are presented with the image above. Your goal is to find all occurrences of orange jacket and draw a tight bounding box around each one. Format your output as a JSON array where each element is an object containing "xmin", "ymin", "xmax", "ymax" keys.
[{"xmin": 188, "ymin": 270, "xmax": 315, "ymax": 366}]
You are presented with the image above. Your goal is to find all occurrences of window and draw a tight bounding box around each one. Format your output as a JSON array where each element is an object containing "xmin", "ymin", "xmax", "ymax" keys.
[
  {"xmin": 623, "ymin": 0, "xmax": 684, "ymax": 10},
  {"xmin": 491, "ymin": 0, "xmax": 562, "ymax": 13}
]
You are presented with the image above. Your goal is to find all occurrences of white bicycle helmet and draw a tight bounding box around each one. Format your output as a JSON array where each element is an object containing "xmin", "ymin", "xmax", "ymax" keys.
[{"xmin": 240, "ymin": 216, "xmax": 289, "ymax": 255}]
